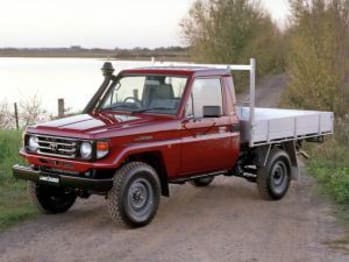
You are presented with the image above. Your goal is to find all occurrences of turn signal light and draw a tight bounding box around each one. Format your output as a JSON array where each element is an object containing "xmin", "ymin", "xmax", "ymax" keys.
[
  {"xmin": 97, "ymin": 141, "xmax": 109, "ymax": 151},
  {"xmin": 96, "ymin": 141, "xmax": 109, "ymax": 159}
]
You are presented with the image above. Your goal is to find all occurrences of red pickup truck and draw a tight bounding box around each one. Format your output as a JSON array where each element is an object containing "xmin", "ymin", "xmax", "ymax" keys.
[{"xmin": 13, "ymin": 60, "xmax": 333, "ymax": 227}]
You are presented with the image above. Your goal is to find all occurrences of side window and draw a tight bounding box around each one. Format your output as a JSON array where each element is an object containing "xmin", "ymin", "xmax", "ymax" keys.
[{"xmin": 186, "ymin": 78, "xmax": 223, "ymax": 118}]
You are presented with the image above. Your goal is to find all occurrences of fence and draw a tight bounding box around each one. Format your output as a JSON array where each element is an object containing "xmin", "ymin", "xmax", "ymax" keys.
[{"xmin": 9, "ymin": 98, "xmax": 66, "ymax": 130}]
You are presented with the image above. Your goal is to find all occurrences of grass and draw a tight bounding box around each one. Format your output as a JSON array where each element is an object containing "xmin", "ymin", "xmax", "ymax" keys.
[
  {"xmin": 0, "ymin": 130, "xmax": 37, "ymax": 230},
  {"xmin": 307, "ymin": 118, "xmax": 349, "ymax": 205},
  {"xmin": 306, "ymin": 118, "xmax": 349, "ymax": 247}
]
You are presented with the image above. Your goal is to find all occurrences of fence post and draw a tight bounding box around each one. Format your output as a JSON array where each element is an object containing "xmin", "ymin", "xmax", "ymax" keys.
[
  {"xmin": 14, "ymin": 102, "xmax": 19, "ymax": 130},
  {"xmin": 58, "ymin": 98, "xmax": 64, "ymax": 118}
]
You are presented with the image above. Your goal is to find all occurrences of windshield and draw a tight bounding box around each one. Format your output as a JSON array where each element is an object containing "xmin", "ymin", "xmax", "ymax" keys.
[{"xmin": 99, "ymin": 75, "xmax": 187, "ymax": 114}]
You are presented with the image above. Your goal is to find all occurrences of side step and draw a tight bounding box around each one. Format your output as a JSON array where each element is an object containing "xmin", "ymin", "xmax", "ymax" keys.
[{"xmin": 169, "ymin": 170, "xmax": 227, "ymax": 184}]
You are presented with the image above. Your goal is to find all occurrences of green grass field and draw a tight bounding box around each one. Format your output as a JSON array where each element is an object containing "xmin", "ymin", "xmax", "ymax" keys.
[{"xmin": 0, "ymin": 130, "xmax": 37, "ymax": 230}]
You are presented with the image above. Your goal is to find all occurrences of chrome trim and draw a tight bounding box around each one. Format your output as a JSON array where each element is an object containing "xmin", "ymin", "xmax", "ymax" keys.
[
  {"xmin": 32, "ymin": 134, "xmax": 78, "ymax": 159},
  {"xmin": 38, "ymin": 141, "xmax": 77, "ymax": 147},
  {"xmin": 58, "ymin": 148, "xmax": 76, "ymax": 153},
  {"xmin": 37, "ymin": 149, "xmax": 76, "ymax": 159}
]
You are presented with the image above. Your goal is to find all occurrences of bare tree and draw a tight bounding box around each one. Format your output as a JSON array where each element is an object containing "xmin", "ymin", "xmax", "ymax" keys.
[{"xmin": 19, "ymin": 95, "xmax": 46, "ymax": 127}]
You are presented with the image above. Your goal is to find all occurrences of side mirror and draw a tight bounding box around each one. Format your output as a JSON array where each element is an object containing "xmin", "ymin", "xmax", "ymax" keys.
[{"xmin": 203, "ymin": 106, "xmax": 222, "ymax": 118}]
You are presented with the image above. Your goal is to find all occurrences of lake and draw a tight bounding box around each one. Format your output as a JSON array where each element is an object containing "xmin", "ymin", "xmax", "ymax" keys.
[{"xmin": 0, "ymin": 57, "xmax": 157, "ymax": 116}]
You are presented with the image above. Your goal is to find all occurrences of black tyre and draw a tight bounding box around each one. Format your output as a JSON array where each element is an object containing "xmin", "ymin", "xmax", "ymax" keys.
[
  {"xmin": 28, "ymin": 182, "xmax": 77, "ymax": 214},
  {"xmin": 107, "ymin": 162, "xmax": 161, "ymax": 228},
  {"xmin": 190, "ymin": 176, "xmax": 215, "ymax": 187},
  {"xmin": 257, "ymin": 149, "xmax": 291, "ymax": 200}
]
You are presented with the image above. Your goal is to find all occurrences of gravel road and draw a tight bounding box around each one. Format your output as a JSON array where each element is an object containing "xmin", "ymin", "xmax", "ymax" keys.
[{"xmin": 0, "ymin": 74, "xmax": 348, "ymax": 262}]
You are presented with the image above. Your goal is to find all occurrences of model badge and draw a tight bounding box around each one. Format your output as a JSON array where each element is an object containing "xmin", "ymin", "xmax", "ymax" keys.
[{"xmin": 134, "ymin": 136, "xmax": 153, "ymax": 142}]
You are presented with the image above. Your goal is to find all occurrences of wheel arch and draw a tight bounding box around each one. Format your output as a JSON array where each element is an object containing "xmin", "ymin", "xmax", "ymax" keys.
[
  {"xmin": 253, "ymin": 142, "xmax": 298, "ymax": 180},
  {"xmin": 125, "ymin": 151, "xmax": 170, "ymax": 197}
]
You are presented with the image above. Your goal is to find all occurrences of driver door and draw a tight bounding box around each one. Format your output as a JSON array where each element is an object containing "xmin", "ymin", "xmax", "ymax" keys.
[{"xmin": 180, "ymin": 78, "xmax": 235, "ymax": 176}]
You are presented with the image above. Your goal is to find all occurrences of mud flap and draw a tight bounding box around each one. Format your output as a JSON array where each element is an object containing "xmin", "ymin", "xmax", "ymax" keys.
[{"xmin": 283, "ymin": 141, "xmax": 300, "ymax": 181}]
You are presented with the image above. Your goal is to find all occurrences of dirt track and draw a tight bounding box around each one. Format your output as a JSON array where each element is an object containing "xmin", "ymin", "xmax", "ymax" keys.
[{"xmin": 0, "ymin": 75, "xmax": 348, "ymax": 262}]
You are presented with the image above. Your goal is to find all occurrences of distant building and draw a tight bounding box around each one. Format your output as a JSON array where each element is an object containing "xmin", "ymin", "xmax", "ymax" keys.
[{"xmin": 70, "ymin": 45, "xmax": 82, "ymax": 50}]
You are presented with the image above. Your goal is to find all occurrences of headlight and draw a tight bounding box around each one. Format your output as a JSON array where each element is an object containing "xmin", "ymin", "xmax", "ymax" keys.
[
  {"xmin": 80, "ymin": 142, "xmax": 92, "ymax": 159},
  {"xmin": 28, "ymin": 136, "xmax": 39, "ymax": 152}
]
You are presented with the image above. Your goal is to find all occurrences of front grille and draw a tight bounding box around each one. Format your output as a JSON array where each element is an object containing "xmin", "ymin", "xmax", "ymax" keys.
[{"xmin": 36, "ymin": 135, "xmax": 78, "ymax": 159}]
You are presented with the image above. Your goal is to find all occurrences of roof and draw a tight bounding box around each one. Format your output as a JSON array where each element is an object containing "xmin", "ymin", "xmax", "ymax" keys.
[{"xmin": 120, "ymin": 66, "xmax": 232, "ymax": 77}]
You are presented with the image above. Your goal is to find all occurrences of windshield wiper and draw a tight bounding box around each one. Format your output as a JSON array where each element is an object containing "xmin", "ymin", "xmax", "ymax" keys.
[
  {"xmin": 132, "ymin": 107, "xmax": 174, "ymax": 114},
  {"xmin": 100, "ymin": 104, "xmax": 129, "ymax": 111}
]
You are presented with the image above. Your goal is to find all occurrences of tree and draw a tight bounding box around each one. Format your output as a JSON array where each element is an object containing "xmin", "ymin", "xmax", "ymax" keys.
[
  {"xmin": 181, "ymin": 0, "xmax": 285, "ymax": 83},
  {"xmin": 285, "ymin": 0, "xmax": 349, "ymax": 116},
  {"xmin": 20, "ymin": 95, "xmax": 46, "ymax": 127}
]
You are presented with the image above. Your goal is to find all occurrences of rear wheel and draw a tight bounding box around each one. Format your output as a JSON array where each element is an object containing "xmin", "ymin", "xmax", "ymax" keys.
[
  {"xmin": 190, "ymin": 176, "xmax": 215, "ymax": 187},
  {"xmin": 28, "ymin": 182, "xmax": 77, "ymax": 214},
  {"xmin": 107, "ymin": 162, "xmax": 161, "ymax": 228},
  {"xmin": 257, "ymin": 149, "xmax": 291, "ymax": 200}
]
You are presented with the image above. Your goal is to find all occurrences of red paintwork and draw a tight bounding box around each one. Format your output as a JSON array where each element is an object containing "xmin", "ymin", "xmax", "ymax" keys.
[{"xmin": 22, "ymin": 67, "xmax": 240, "ymax": 180}]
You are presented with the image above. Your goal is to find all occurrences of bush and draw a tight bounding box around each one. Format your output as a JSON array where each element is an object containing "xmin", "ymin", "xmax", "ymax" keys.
[
  {"xmin": 284, "ymin": 0, "xmax": 349, "ymax": 221},
  {"xmin": 283, "ymin": 0, "xmax": 349, "ymax": 116}
]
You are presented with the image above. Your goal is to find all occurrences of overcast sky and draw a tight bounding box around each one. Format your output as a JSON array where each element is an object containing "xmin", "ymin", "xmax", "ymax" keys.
[{"xmin": 0, "ymin": 0, "xmax": 290, "ymax": 49}]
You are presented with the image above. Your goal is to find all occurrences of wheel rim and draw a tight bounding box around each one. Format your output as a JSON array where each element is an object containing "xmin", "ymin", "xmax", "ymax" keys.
[
  {"xmin": 270, "ymin": 161, "xmax": 288, "ymax": 195},
  {"xmin": 127, "ymin": 177, "xmax": 154, "ymax": 221}
]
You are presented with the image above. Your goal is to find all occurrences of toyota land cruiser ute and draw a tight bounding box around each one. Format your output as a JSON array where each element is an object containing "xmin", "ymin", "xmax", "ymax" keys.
[{"xmin": 13, "ymin": 59, "xmax": 334, "ymax": 227}]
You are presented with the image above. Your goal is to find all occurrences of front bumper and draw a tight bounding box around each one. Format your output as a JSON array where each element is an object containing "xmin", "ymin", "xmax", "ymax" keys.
[{"xmin": 12, "ymin": 164, "xmax": 113, "ymax": 192}]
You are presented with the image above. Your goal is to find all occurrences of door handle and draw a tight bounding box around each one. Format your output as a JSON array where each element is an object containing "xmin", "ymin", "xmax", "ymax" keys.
[{"xmin": 218, "ymin": 126, "xmax": 227, "ymax": 133}]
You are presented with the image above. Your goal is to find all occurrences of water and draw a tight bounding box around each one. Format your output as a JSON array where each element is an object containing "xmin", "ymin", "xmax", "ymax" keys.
[{"xmin": 0, "ymin": 58, "xmax": 156, "ymax": 116}]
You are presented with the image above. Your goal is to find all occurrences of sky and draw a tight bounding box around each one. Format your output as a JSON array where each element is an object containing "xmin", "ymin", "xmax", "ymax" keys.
[{"xmin": 0, "ymin": 0, "xmax": 290, "ymax": 49}]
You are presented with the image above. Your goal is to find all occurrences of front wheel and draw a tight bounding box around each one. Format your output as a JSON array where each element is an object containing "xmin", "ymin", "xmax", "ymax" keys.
[
  {"xmin": 257, "ymin": 149, "xmax": 291, "ymax": 200},
  {"xmin": 28, "ymin": 182, "xmax": 77, "ymax": 214},
  {"xmin": 107, "ymin": 162, "xmax": 161, "ymax": 228}
]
